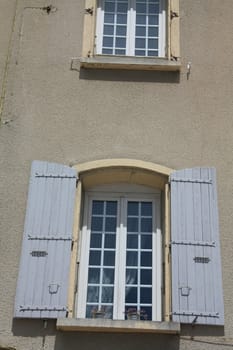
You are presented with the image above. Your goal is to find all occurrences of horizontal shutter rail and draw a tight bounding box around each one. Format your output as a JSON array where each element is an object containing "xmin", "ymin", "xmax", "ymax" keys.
[
  {"xmin": 19, "ymin": 306, "xmax": 68, "ymax": 312},
  {"xmin": 172, "ymin": 311, "xmax": 219, "ymax": 318},
  {"xmin": 170, "ymin": 178, "xmax": 212, "ymax": 184},
  {"xmin": 35, "ymin": 173, "xmax": 77, "ymax": 179},
  {"xmin": 28, "ymin": 235, "xmax": 72, "ymax": 241},
  {"xmin": 171, "ymin": 240, "xmax": 216, "ymax": 247}
]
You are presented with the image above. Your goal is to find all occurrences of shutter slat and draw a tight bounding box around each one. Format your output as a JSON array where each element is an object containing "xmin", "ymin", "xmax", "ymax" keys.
[
  {"xmin": 14, "ymin": 161, "xmax": 77, "ymax": 319},
  {"xmin": 170, "ymin": 167, "xmax": 224, "ymax": 326}
]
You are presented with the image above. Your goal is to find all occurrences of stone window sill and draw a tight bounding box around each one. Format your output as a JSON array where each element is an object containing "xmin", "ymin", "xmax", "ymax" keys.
[
  {"xmin": 79, "ymin": 55, "xmax": 181, "ymax": 72},
  {"xmin": 56, "ymin": 318, "xmax": 180, "ymax": 334}
]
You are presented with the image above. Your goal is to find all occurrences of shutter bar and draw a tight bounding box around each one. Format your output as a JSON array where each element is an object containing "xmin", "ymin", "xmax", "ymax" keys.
[
  {"xmin": 171, "ymin": 240, "xmax": 215, "ymax": 247},
  {"xmin": 172, "ymin": 311, "xmax": 219, "ymax": 318},
  {"xmin": 35, "ymin": 173, "xmax": 77, "ymax": 179},
  {"xmin": 19, "ymin": 306, "xmax": 67, "ymax": 312},
  {"xmin": 28, "ymin": 235, "xmax": 72, "ymax": 241},
  {"xmin": 170, "ymin": 178, "xmax": 212, "ymax": 184}
]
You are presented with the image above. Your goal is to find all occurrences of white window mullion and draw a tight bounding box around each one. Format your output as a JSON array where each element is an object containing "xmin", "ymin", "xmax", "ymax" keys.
[
  {"xmin": 127, "ymin": 0, "xmax": 136, "ymax": 55},
  {"xmin": 159, "ymin": 0, "xmax": 166, "ymax": 57},
  {"xmin": 96, "ymin": 0, "xmax": 105, "ymax": 54}
]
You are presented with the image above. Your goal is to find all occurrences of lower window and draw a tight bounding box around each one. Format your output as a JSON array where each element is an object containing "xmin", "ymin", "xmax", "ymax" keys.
[{"xmin": 77, "ymin": 185, "xmax": 161, "ymax": 321}]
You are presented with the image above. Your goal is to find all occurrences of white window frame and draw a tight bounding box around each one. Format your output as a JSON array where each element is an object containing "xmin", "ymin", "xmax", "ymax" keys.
[
  {"xmin": 95, "ymin": 0, "xmax": 166, "ymax": 58},
  {"xmin": 77, "ymin": 184, "xmax": 162, "ymax": 322}
]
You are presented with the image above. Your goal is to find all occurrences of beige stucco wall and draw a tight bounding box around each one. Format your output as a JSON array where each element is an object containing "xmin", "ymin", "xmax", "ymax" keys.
[{"xmin": 0, "ymin": 0, "xmax": 233, "ymax": 349}]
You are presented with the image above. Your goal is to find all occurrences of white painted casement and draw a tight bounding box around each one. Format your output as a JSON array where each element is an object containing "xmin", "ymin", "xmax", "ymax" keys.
[
  {"xmin": 95, "ymin": 0, "xmax": 166, "ymax": 58},
  {"xmin": 81, "ymin": 0, "xmax": 181, "ymax": 71},
  {"xmin": 15, "ymin": 161, "xmax": 224, "ymax": 328},
  {"xmin": 77, "ymin": 184, "xmax": 161, "ymax": 322}
]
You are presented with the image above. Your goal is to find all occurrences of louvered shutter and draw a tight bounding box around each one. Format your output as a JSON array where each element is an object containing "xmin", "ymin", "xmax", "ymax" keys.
[
  {"xmin": 14, "ymin": 161, "xmax": 77, "ymax": 318},
  {"xmin": 170, "ymin": 168, "xmax": 224, "ymax": 325}
]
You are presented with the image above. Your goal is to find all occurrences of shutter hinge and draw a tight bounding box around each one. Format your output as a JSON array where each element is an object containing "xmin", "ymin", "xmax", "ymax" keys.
[
  {"xmin": 85, "ymin": 7, "xmax": 93, "ymax": 15},
  {"xmin": 35, "ymin": 173, "xmax": 77, "ymax": 179},
  {"xmin": 170, "ymin": 177, "xmax": 212, "ymax": 184},
  {"xmin": 170, "ymin": 11, "xmax": 179, "ymax": 19}
]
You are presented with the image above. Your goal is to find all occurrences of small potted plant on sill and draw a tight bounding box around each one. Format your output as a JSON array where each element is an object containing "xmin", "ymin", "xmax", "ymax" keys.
[
  {"xmin": 91, "ymin": 306, "xmax": 106, "ymax": 319},
  {"xmin": 125, "ymin": 308, "xmax": 148, "ymax": 321}
]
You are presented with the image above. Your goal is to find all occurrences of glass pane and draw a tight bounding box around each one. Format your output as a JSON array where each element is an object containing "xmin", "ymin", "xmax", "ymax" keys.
[
  {"xmin": 148, "ymin": 50, "xmax": 158, "ymax": 56},
  {"xmin": 104, "ymin": 13, "xmax": 114, "ymax": 23},
  {"xmin": 149, "ymin": 3, "xmax": 159, "ymax": 14},
  {"xmin": 127, "ymin": 218, "xmax": 138, "ymax": 232},
  {"xmin": 86, "ymin": 304, "xmax": 98, "ymax": 318},
  {"xmin": 148, "ymin": 38, "xmax": 158, "ymax": 49},
  {"xmin": 126, "ymin": 268, "xmax": 138, "ymax": 285},
  {"xmin": 117, "ymin": 2, "xmax": 128, "ymax": 12},
  {"xmin": 115, "ymin": 37, "xmax": 126, "ymax": 48},
  {"xmin": 126, "ymin": 251, "xmax": 138, "ymax": 266},
  {"xmin": 127, "ymin": 202, "xmax": 139, "ymax": 216},
  {"xmin": 141, "ymin": 218, "xmax": 152, "ymax": 232},
  {"xmin": 105, "ymin": 217, "xmax": 117, "ymax": 232},
  {"xmin": 91, "ymin": 217, "xmax": 103, "ymax": 232},
  {"xmin": 92, "ymin": 200, "xmax": 104, "ymax": 215},
  {"xmin": 89, "ymin": 251, "xmax": 101, "ymax": 266},
  {"xmin": 127, "ymin": 234, "xmax": 138, "ymax": 249},
  {"xmin": 136, "ymin": 26, "xmax": 146, "ymax": 36},
  {"xmin": 104, "ymin": 2, "xmax": 115, "ymax": 12},
  {"xmin": 136, "ymin": 15, "xmax": 146, "ymax": 25},
  {"xmin": 103, "ymin": 36, "xmax": 114, "ymax": 47},
  {"xmin": 102, "ymin": 287, "xmax": 114, "ymax": 302},
  {"xmin": 135, "ymin": 50, "xmax": 145, "ymax": 56},
  {"xmin": 117, "ymin": 14, "xmax": 127, "ymax": 24},
  {"xmin": 136, "ymin": 3, "xmax": 146, "ymax": 13},
  {"xmin": 104, "ymin": 25, "xmax": 114, "ymax": 35},
  {"xmin": 104, "ymin": 234, "xmax": 116, "ymax": 248},
  {"xmin": 104, "ymin": 251, "xmax": 115, "ymax": 266},
  {"xmin": 125, "ymin": 287, "xmax": 137, "ymax": 303},
  {"xmin": 141, "ymin": 234, "xmax": 152, "ymax": 249},
  {"xmin": 87, "ymin": 286, "xmax": 99, "ymax": 302},
  {"xmin": 141, "ymin": 252, "xmax": 152, "ymax": 266},
  {"xmin": 106, "ymin": 201, "xmax": 117, "ymax": 215},
  {"xmin": 90, "ymin": 233, "xmax": 102, "ymax": 248},
  {"xmin": 142, "ymin": 306, "xmax": 152, "ymax": 321},
  {"xmin": 148, "ymin": 26, "xmax": 158, "ymax": 37},
  {"xmin": 115, "ymin": 49, "xmax": 126, "ymax": 55},
  {"xmin": 102, "ymin": 48, "xmax": 113, "ymax": 54},
  {"xmin": 140, "ymin": 287, "xmax": 152, "ymax": 303},
  {"xmin": 148, "ymin": 15, "xmax": 158, "ymax": 25},
  {"xmin": 91, "ymin": 218, "xmax": 103, "ymax": 233},
  {"xmin": 88, "ymin": 268, "xmax": 100, "ymax": 283},
  {"xmin": 135, "ymin": 38, "xmax": 145, "ymax": 49},
  {"xmin": 140, "ymin": 269, "xmax": 152, "ymax": 285},
  {"xmin": 116, "ymin": 26, "xmax": 127, "ymax": 36},
  {"xmin": 102, "ymin": 268, "xmax": 115, "ymax": 284},
  {"xmin": 141, "ymin": 202, "xmax": 152, "ymax": 216}
]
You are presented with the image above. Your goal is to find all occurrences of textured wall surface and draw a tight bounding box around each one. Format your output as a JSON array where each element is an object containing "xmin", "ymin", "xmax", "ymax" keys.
[{"xmin": 0, "ymin": 0, "xmax": 233, "ymax": 349}]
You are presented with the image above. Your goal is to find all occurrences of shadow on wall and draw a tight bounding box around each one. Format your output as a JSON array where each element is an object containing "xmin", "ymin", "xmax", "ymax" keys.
[
  {"xmin": 54, "ymin": 332, "xmax": 180, "ymax": 350},
  {"xmin": 79, "ymin": 68, "xmax": 180, "ymax": 83}
]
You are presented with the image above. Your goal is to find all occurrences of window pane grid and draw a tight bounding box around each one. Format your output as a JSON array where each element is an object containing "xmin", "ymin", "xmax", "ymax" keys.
[
  {"xmin": 125, "ymin": 201, "xmax": 153, "ymax": 320},
  {"xmin": 86, "ymin": 200, "xmax": 117, "ymax": 318},
  {"xmin": 102, "ymin": 0, "xmax": 128, "ymax": 55},
  {"xmin": 135, "ymin": 0, "xmax": 160, "ymax": 57}
]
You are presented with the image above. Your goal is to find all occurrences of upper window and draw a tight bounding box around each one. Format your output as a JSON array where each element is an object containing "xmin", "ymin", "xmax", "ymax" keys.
[
  {"xmin": 96, "ymin": 0, "xmax": 166, "ymax": 57},
  {"xmin": 80, "ymin": 0, "xmax": 181, "ymax": 70},
  {"xmin": 77, "ymin": 185, "xmax": 161, "ymax": 322}
]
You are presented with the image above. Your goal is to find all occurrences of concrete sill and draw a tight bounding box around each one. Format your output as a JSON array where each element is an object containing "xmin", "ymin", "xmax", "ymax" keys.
[
  {"xmin": 79, "ymin": 55, "xmax": 181, "ymax": 72},
  {"xmin": 56, "ymin": 318, "xmax": 180, "ymax": 334}
]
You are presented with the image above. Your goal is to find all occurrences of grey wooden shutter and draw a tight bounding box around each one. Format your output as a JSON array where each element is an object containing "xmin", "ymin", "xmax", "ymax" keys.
[
  {"xmin": 14, "ymin": 161, "xmax": 77, "ymax": 318},
  {"xmin": 170, "ymin": 168, "xmax": 224, "ymax": 325}
]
